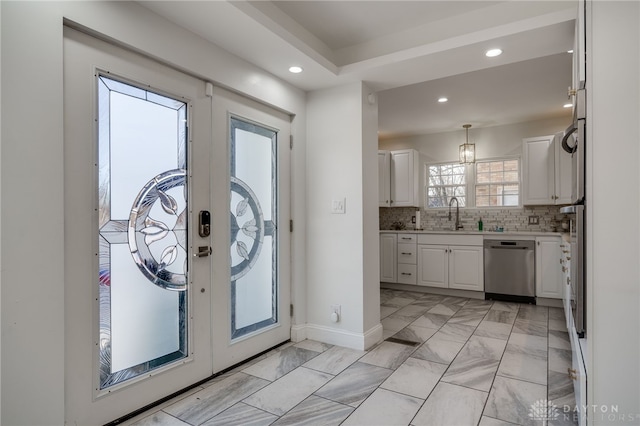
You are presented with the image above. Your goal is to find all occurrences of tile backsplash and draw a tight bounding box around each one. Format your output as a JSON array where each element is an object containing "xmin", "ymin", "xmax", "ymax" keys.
[{"xmin": 380, "ymin": 205, "xmax": 570, "ymax": 233}]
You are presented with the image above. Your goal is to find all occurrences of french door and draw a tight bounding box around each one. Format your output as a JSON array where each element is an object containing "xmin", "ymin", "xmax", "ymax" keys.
[
  {"xmin": 64, "ymin": 27, "xmax": 290, "ymax": 425},
  {"xmin": 210, "ymin": 87, "xmax": 291, "ymax": 372}
]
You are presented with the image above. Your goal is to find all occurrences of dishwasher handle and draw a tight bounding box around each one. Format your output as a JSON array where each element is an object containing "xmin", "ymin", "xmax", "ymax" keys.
[
  {"xmin": 484, "ymin": 240, "xmax": 535, "ymax": 250},
  {"xmin": 487, "ymin": 245, "xmax": 531, "ymax": 250}
]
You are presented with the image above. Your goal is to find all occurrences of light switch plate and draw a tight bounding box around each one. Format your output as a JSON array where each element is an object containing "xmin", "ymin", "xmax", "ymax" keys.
[
  {"xmin": 528, "ymin": 215, "xmax": 539, "ymax": 225},
  {"xmin": 331, "ymin": 198, "xmax": 346, "ymax": 214}
]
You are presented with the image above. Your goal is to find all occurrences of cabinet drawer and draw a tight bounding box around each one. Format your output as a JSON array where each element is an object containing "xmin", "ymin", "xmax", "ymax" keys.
[
  {"xmin": 397, "ymin": 243, "xmax": 417, "ymax": 264},
  {"xmin": 397, "ymin": 264, "xmax": 417, "ymax": 284},
  {"xmin": 397, "ymin": 234, "xmax": 417, "ymax": 243},
  {"xmin": 417, "ymin": 234, "xmax": 482, "ymax": 246}
]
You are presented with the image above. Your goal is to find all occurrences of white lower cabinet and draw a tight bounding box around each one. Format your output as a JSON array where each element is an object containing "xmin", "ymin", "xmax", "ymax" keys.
[
  {"xmin": 380, "ymin": 233, "xmax": 418, "ymax": 284},
  {"xmin": 397, "ymin": 263, "xmax": 417, "ymax": 284},
  {"xmin": 535, "ymin": 236, "xmax": 563, "ymax": 299},
  {"xmin": 561, "ymin": 241, "xmax": 572, "ymax": 329},
  {"xmin": 449, "ymin": 246, "xmax": 484, "ymax": 291},
  {"xmin": 417, "ymin": 235, "xmax": 483, "ymax": 292},
  {"xmin": 569, "ymin": 325, "xmax": 587, "ymax": 426},
  {"xmin": 416, "ymin": 245, "xmax": 448, "ymax": 288},
  {"xmin": 397, "ymin": 234, "xmax": 417, "ymax": 284},
  {"xmin": 380, "ymin": 233, "xmax": 397, "ymax": 283}
]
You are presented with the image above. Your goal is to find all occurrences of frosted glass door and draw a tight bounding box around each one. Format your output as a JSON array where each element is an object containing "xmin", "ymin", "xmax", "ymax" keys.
[
  {"xmin": 230, "ymin": 118, "xmax": 278, "ymax": 339},
  {"xmin": 64, "ymin": 27, "xmax": 213, "ymax": 424},
  {"xmin": 97, "ymin": 75, "xmax": 188, "ymax": 388}
]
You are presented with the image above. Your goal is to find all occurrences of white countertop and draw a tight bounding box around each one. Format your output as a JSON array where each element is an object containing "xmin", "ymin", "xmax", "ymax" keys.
[{"xmin": 380, "ymin": 229, "xmax": 565, "ymax": 237}]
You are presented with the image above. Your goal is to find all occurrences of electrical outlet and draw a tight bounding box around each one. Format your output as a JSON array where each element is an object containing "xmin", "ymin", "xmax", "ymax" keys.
[
  {"xmin": 528, "ymin": 215, "xmax": 539, "ymax": 225},
  {"xmin": 330, "ymin": 304, "xmax": 341, "ymax": 323}
]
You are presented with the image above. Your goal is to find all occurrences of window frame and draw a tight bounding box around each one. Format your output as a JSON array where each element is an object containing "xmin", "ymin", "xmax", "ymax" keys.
[
  {"xmin": 423, "ymin": 156, "xmax": 522, "ymax": 209},
  {"xmin": 474, "ymin": 156, "xmax": 522, "ymax": 208},
  {"xmin": 424, "ymin": 161, "xmax": 470, "ymax": 209}
]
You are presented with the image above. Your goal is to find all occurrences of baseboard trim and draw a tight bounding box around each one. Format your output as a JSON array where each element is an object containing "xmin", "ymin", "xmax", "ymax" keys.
[
  {"xmin": 290, "ymin": 324, "xmax": 307, "ymax": 342},
  {"xmin": 381, "ymin": 282, "xmax": 485, "ymax": 300},
  {"xmin": 300, "ymin": 323, "xmax": 383, "ymax": 351},
  {"xmin": 536, "ymin": 297, "xmax": 563, "ymax": 307}
]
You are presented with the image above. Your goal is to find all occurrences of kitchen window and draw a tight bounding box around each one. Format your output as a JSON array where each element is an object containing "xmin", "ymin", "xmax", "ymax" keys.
[
  {"xmin": 426, "ymin": 163, "xmax": 466, "ymax": 208},
  {"xmin": 475, "ymin": 159, "xmax": 520, "ymax": 207}
]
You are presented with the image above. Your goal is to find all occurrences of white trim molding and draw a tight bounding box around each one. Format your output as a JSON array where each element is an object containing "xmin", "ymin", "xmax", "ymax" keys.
[{"xmin": 301, "ymin": 323, "xmax": 383, "ymax": 351}]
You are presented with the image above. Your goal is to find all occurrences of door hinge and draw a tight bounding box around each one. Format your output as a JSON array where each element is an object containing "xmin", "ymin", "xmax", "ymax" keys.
[
  {"xmin": 290, "ymin": 135, "xmax": 293, "ymax": 150},
  {"xmin": 290, "ymin": 304, "xmax": 294, "ymax": 317},
  {"xmin": 290, "ymin": 219, "xmax": 293, "ymax": 232}
]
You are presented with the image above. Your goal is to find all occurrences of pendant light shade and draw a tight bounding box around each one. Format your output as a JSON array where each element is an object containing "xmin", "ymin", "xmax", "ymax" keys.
[{"xmin": 459, "ymin": 124, "xmax": 475, "ymax": 164}]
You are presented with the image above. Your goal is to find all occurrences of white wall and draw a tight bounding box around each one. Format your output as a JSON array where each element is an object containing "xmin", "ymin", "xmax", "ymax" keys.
[
  {"xmin": 362, "ymin": 89, "xmax": 381, "ymax": 333},
  {"xmin": 0, "ymin": 1, "xmax": 4, "ymax": 419},
  {"xmin": 305, "ymin": 82, "xmax": 382, "ymax": 349},
  {"xmin": 0, "ymin": 2, "xmax": 306, "ymax": 425},
  {"xmin": 379, "ymin": 116, "xmax": 569, "ymax": 163},
  {"xmin": 587, "ymin": 1, "xmax": 640, "ymax": 421},
  {"xmin": 1, "ymin": 3, "xmax": 65, "ymax": 424}
]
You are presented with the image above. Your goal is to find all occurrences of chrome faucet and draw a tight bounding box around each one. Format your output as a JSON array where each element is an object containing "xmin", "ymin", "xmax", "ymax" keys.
[{"xmin": 448, "ymin": 197, "xmax": 463, "ymax": 230}]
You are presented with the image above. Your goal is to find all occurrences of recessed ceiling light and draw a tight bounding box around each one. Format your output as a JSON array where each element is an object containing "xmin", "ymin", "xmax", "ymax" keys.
[
  {"xmin": 438, "ymin": 97, "xmax": 448, "ymax": 103},
  {"xmin": 288, "ymin": 66, "xmax": 303, "ymax": 74},
  {"xmin": 564, "ymin": 103, "xmax": 573, "ymax": 108},
  {"xmin": 485, "ymin": 48, "xmax": 502, "ymax": 57},
  {"xmin": 567, "ymin": 49, "xmax": 574, "ymax": 54}
]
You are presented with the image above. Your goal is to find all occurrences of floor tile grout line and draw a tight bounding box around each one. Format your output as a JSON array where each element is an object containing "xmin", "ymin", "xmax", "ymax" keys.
[
  {"xmin": 202, "ymin": 400, "xmax": 277, "ymax": 425},
  {"xmin": 475, "ymin": 303, "xmax": 519, "ymax": 425},
  {"xmin": 367, "ymin": 292, "xmax": 449, "ymax": 426},
  {"xmin": 407, "ymin": 296, "xmax": 490, "ymax": 426},
  {"xmin": 275, "ymin": 392, "xmax": 355, "ymax": 423}
]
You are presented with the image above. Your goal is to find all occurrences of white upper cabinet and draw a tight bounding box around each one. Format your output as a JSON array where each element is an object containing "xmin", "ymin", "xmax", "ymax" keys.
[
  {"xmin": 522, "ymin": 133, "xmax": 571, "ymax": 205},
  {"xmin": 554, "ymin": 132, "xmax": 573, "ymax": 205},
  {"xmin": 378, "ymin": 151, "xmax": 391, "ymax": 207},
  {"xmin": 378, "ymin": 149, "xmax": 420, "ymax": 207},
  {"xmin": 522, "ymin": 135, "xmax": 555, "ymax": 205},
  {"xmin": 573, "ymin": 0, "xmax": 586, "ymax": 90}
]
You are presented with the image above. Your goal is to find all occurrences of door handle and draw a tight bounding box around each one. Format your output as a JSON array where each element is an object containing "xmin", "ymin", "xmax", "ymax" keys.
[{"xmin": 194, "ymin": 246, "xmax": 212, "ymax": 257}]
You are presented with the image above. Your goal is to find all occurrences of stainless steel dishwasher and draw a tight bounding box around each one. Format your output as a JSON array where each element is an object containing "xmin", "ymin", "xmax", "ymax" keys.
[{"xmin": 484, "ymin": 239, "xmax": 535, "ymax": 303}]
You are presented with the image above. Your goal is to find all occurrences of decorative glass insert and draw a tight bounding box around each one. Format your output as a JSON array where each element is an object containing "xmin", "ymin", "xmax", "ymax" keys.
[
  {"xmin": 475, "ymin": 159, "xmax": 520, "ymax": 207},
  {"xmin": 97, "ymin": 74, "xmax": 188, "ymax": 389},
  {"xmin": 230, "ymin": 117, "xmax": 278, "ymax": 339},
  {"xmin": 427, "ymin": 163, "xmax": 467, "ymax": 208}
]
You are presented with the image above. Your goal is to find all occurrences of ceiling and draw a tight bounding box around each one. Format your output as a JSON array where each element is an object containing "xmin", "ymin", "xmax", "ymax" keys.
[{"xmin": 139, "ymin": 1, "xmax": 576, "ymax": 138}]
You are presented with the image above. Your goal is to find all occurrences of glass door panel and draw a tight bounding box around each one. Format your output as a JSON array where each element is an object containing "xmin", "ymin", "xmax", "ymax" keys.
[
  {"xmin": 230, "ymin": 118, "xmax": 278, "ymax": 339},
  {"xmin": 97, "ymin": 75, "xmax": 189, "ymax": 389}
]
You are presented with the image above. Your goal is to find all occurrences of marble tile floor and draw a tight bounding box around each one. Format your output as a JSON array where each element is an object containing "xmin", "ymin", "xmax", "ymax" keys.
[{"xmin": 126, "ymin": 289, "xmax": 579, "ymax": 426}]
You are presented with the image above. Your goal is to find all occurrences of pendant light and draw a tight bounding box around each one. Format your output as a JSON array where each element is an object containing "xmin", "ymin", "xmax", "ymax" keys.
[{"xmin": 459, "ymin": 124, "xmax": 476, "ymax": 164}]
